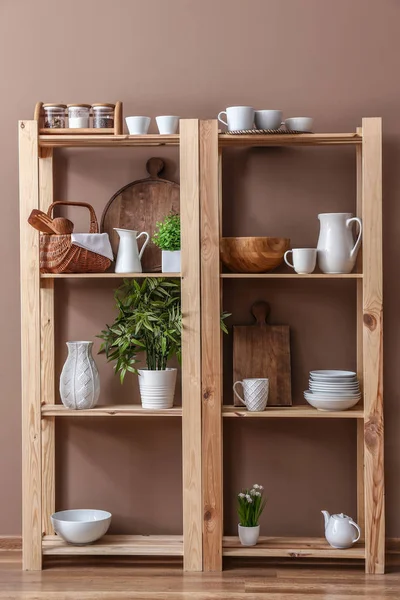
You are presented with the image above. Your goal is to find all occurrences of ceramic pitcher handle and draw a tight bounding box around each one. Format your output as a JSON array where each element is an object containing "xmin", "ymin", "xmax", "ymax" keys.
[
  {"xmin": 218, "ymin": 111, "xmax": 228, "ymax": 127},
  {"xmin": 347, "ymin": 217, "xmax": 362, "ymax": 259},
  {"xmin": 137, "ymin": 231, "xmax": 150, "ymax": 260},
  {"xmin": 349, "ymin": 519, "xmax": 361, "ymax": 543},
  {"xmin": 233, "ymin": 381, "xmax": 246, "ymax": 406},
  {"xmin": 284, "ymin": 250, "xmax": 294, "ymax": 269}
]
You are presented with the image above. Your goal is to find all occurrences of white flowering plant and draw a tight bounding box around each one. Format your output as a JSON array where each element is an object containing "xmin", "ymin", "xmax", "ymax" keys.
[{"xmin": 237, "ymin": 484, "xmax": 267, "ymax": 527}]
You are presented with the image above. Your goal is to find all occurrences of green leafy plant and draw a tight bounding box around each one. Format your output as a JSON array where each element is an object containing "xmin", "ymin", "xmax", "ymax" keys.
[
  {"xmin": 237, "ymin": 484, "xmax": 267, "ymax": 527},
  {"xmin": 98, "ymin": 278, "xmax": 182, "ymax": 382},
  {"xmin": 152, "ymin": 212, "xmax": 181, "ymax": 251}
]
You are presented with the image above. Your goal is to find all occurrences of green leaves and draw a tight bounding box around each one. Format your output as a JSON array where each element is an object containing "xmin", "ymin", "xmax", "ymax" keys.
[
  {"xmin": 152, "ymin": 212, "xmax": 181, "ymax": 251},
  {"xmin": 237, "ymin": 485, "xmax": 267, "ymax": 527}
]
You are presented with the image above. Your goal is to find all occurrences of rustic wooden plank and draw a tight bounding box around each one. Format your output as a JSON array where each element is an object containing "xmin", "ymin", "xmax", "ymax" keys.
[
  {"xmin": 39, "ymin": 134, "xmax": 179, "ymax": 148},
  {"xmin": 179, "ymin": 120, "xmax": 202, "ymax": 572},
  {"xmin": 218, "ymin": 132, "xmax": 362, "ymax": 147},
  {"xmin": 362, "ymin": 117, "xmax": 384, "ymax": 574},
  {"xmin": 222, "ymin": 536, "xmax": 365, "ymax": 559},
  {"xmin": 200, "ymin": 120, "xmax": 223, "ymax": 571},
  {"xmin": 222, "ymin": 406, "xmax": 363, "ymax": 419},
  {"xmin": 40, "ymin": 272, "xmax": 181, "ymax": 279},
  {"xmin": 42, "ymin": 535, "xmax": 183, "ymax": 556},
  {"xmin": 38, "ymin": 147, "xmax": 55, "ymax": 538},
  {"xmin": 19, "ymin": 120, "xmax": 42, "ymax": 570},
  {"xmin": 41, "ymin": 405, "xmax": 182, "ymax": 417},
  {"xmin": 221, "ymin": 273, "xmax": 363, "ymax": 279}
]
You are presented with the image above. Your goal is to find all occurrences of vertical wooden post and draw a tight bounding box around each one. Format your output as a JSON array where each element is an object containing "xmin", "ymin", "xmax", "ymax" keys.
[
  {"xmin": 362, "ymin": 118, "xmax": 384, "ymax": 574},
  {"xmin": 200, "ymin": 120, "xmax": 223, "ymax": 571},
  {"xmin": 355, "ymin": 126, "xmax": 365, "ymax": 536},
  {"xmin": 19, "ymin": 120, "xmax": 42, "ymax": 570},
  {"xmin": 39, "ymin": 147, "xmax": 55, "ymax": 536},
  {"xmin": 180, "ymin": 120, "xmax": 203, "ymax": 571}
]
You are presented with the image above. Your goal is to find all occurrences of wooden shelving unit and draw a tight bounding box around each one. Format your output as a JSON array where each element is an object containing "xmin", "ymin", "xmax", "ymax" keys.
[
  {"xmin": 19, "ymin": 120, "xmax": 201, "ymax": 571},
  {"xmin": 199, "ymin": 119, "xmax": 384, "ymax": 574}
]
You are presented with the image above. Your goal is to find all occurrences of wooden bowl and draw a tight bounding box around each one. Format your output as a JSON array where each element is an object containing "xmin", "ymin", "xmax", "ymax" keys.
[{"xmin": 220, "ymin": 237, "xmax": 290, "ymax": 273}]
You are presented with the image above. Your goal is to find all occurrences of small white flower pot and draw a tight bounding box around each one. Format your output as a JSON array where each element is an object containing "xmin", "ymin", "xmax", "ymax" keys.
[
  {"xmin": 138, "ymin": 368, "xmax": 177, "ymax": 409},
  {"xmin": 162, "ymin": 250, "xmax": 181, "ymax": 273},
  {"xmin": 238, "ymin": 524, "xmax": 260, "ymax": 546}
]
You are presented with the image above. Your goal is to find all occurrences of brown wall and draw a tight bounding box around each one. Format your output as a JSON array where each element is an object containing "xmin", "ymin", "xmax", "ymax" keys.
[{"xmin": 0, "ymin": 0, "xmax": 399, "ymax": 538}]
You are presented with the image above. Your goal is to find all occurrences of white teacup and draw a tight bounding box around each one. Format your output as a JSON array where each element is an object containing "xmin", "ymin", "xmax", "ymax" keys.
[
  {"xmin": 233, "ymin": 378, "xmax": 269, "ymax": 412},
  {"xmin": 255, "ymin": 110, "xmax": 282, "ymax": 130},
  {"xmin": 218, "ymin": 106, "xmax": 254, "ymax": 131},
  {"xmin": 284, "ymin": 248, "xmax": 317, "ymax": 274},
  {"xmin": 156, "ymin": 116, "xmax": 180, "ymax": 134},
  {"xmin": 284, "ymin": 117, "xmax": 313, "ymax": 132},
  {"xmin": 126, "ymin": 116, "xmax": 151, "ymax": 135}
]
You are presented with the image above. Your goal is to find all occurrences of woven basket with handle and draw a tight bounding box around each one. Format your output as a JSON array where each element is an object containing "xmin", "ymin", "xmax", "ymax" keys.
[{"xmin": 40, "ymin": 201, "xmax": 111, "ymax": 274}]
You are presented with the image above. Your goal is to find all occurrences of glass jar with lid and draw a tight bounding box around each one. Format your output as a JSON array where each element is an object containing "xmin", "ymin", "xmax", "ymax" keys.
[
  {"xmin": 67, "ymin": 104, "xmax": 91, "ymax": 128},
  {"xmin": 43, "ymin": 104, "xmax": 67, "ymax": 128},
  {"xmin": 92, "ymin": 104, "xmax": 115, "ymax": 129}
]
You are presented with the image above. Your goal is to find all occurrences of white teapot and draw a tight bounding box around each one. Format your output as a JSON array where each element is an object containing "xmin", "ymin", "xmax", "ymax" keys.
[{"xmin": 322, "ymin": 510, "xmax": 361, "ymax": 549}]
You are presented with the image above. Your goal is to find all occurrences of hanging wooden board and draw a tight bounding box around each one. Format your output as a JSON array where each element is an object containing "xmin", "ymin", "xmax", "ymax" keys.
[
  {"xmin": 101, "ymin": 157, "xmax": 180, "ymax": 272},
  {"xmin": 233, "ymin": 301, "xmax": 292, "ymax": 406}
]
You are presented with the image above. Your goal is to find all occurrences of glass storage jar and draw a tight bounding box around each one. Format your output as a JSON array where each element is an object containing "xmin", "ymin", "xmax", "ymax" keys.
[
  {"xmin": 43, "ymin": 104, "xmax": 67, "ymax": 128},
  {"xmin": 92, "ymin": 103, "xmax": 115, "ymax": 129},
  {"xmin": 67, "ymin": 104, "xmax": 91, "ymax": 128}
]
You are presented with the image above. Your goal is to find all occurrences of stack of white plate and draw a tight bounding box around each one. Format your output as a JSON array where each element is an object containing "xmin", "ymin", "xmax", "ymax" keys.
[{"xmin": 304, "ymin": 370, "xmax": 361, "ymax": 411}]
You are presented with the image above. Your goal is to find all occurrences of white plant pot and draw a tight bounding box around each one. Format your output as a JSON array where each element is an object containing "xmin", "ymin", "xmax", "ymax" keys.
[
  {"xmin": 59, "ymin": 341, "xmax": 100, "ymax": 410},
  {"xmin": 162, "ymin": 250, "xmax": 181, "ymax": 273},
  {"xmin": 238, "ymin": 524, "xmax": 260, "ymax": 546},
  {"xmin": 138, "ymin": 368, "xmax": 177, "ymax": 409}
]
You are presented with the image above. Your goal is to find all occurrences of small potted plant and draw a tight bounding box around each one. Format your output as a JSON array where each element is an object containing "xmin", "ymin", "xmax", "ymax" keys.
[
  {"xmin": 99, "ymin": 277, "xmax": 181, "ymax": 409},
  {"xmin": 152, "ymin": 212, "xmax": 181, "ymax": 273},
  {"xmin": 237, "ymin": 484, "xmax": 266, "ymax": 546}
]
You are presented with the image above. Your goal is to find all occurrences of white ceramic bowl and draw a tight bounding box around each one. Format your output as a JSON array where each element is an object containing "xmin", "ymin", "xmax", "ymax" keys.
[
  {"xmin": 254, "ymin": 110, "xmax": 282, "ymax": 130},
  {"xmin": 285, "ymin": 117, "xmax": 313, "ymax": 132},
  {"xmin": 51, "ymin": 509, "xmax": 112, "ymax": 545},
  {"xmin": 304, "ymin": 393, "xmax": 361, "ymax": 411}
]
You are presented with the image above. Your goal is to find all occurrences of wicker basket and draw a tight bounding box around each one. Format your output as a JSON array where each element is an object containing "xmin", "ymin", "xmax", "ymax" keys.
[{"xmin": 40, "ymin": 201, "xmax": 111, "ymax": 274}]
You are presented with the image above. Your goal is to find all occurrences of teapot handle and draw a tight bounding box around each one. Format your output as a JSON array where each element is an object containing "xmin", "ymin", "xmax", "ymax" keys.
[
  {"xmin": 347, "ymin": 217, "xmax": 362, "ymax": 259},
  {"xmin": 136, "ymin": 231, "xmax": 150, "ymax": 260},
  {"xmin": 349, "ymin": 519, "xmax": 361, "ymax": 543}
]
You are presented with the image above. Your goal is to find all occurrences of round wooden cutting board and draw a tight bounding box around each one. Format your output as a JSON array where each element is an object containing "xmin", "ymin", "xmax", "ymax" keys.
[{"xmin": 101, "ymin": 157, "xmax": 180, "ymax": 272}]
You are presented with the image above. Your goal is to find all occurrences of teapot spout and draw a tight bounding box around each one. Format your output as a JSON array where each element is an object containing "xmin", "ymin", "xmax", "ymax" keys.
[{"xmin": 321, "ymin": 510, "xmax": 330, "ymax": 529}]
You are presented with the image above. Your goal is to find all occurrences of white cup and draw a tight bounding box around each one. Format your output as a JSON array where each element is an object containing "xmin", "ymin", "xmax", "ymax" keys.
[
  {"xmin": 156, "ymin": 116, "xmax": 180, "ymax": 134},
  {"xmin": 254, "ymin": 110, "xmax": 282, "ymax": 130},
  {"xmin": 218, "ymin": 106, "xmax": 254, "ymax": 131},
  {"xmin": 284, "ymin": 248, "xmax": 317, "ymax": 274},
  {"xmin": 284, "ymin": 117, "xmax": 313, "ymax": 132},
  {"xmin": 125, "ymin": 116, "xmax": 151, "ymax": 135},
  {"xmin": 233, "ymin": 378, "xmax": 269, "ymax": 412}
]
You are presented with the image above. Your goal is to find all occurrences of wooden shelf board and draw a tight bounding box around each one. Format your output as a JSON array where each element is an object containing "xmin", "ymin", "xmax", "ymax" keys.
[
  {"xmin": 39, "ymin": 128, "xmax": 117, "ymax": 135},
  {"xmin": 222, "ymin": 405, "xmax": 364, "ymax": 418},
  {"xmin": 219, "ymin": 132, "xmax": 362, "ymax": 147},
  {"xmin": 222, "ymin": 536, "xmax": 365, "ymax": 559},
  {"xmin": 221, "ymin": 273, "xmax": 363, "ymax": 279},
  {"xmin": 42, "ymin": 534, "xmax": 183, "ymax": 556},
  {"xmin": 39, "ymin": 134, "xmax": 179, "ymax": 148},
  {"xmin": 41, "ymin": 405, "xmax": 182, "ymax": 417},
  {"xmin": 40, "ymin": 272, "xmax": 181, "ymax": 279}
]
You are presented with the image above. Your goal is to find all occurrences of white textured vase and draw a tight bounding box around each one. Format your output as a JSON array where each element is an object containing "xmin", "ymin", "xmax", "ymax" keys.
[
  {"xmin": 162, "ymin": 250, "xmax": 181, "ymax": 273},
  {"xmin": 138, "ymin": 368, "xmax": 177, "ymax": 409},
  {"xmin": 59, "ymin": 341, "xmax": 100, "ymax": 410},
  {"xmin": 238, "ymin": 524, "xmax": 260, "ymax": 546}
]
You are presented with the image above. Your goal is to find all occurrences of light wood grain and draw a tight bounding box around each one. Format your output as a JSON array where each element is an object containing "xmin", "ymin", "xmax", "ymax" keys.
[
  {"xmin": 19, "ymin": 121, "xmax": 42, "ymax": 570},
  {"xmin": 222, "ymin": 406, "xmax": 364, "ymax": 418},
  {"xmin": 41, "ymin": 405, "xmax": 182, "ymax": 417},
  {"xmin": 42, "ymin": 535, "xmax": 183, "ymax": 556},
  {"xmin": 39, "ymin": 134, "xmax": 179, "ymax": 147},
  {"xmin": 200, "ymin": 120, "xmax": 223, "ymax": 571},
  {"xmin": 114, "ymin": 101, "xmax": 123, "ymax": 135},
  {"xmin": 40, "ymin": 272, "xmax": 181, "ymax": 279},
  {"xmin": 362, "ymin": 118, "xmax": 384, "ymax": 574},
  {"xmin": 180, "ymin": 120, "xmax": 202, "ymax": 571},
  {"xmin": 221, "ymin": 273, "xmax": 363, "ymax": 279},
  {"xmin": 219, "ymin": 132, "xmax": 362, "ymax": 147},
  {"xmin": 39, "ymin": 147, "xmax": 55, "ymax": 538},
  {"xmin": 39, "ymin": 128, "xmax": 117, "ymax": 135},
  {"xmin": 223, "ymin": 536, "xmax": 365, "ymax": 559}
]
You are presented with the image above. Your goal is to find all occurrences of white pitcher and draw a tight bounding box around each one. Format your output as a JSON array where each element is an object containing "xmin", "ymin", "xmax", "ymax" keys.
[
  {"xmin": 317, "ymin": 213, "xmax": 362, "ymax": 274},
  {"xmin": 114, "ymin": 228, "xmax": 149, "ymax": 273}
]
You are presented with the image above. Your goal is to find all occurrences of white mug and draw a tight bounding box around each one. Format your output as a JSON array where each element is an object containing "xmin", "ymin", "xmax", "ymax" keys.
[
  {"xmin": 125, "ymin": 116, "xmax": 151, "ymax": 135},
  {"xmin": 284, "ymin": 248, "xmax": 317, "ymax": 274},
  {"xmin": 233, "ymin": 378, "xmax": 269, "ymax": 412},
  {"xmin": 156, "ymin": 116, "xmax": 180, "ymax": 134},
  {"xmin": 218, "ymin": 106, "xmax": 254, "ymax": 131},
  {"xmin": 255, "ymin": 110, "xmax": 282, "ymax": 130}
]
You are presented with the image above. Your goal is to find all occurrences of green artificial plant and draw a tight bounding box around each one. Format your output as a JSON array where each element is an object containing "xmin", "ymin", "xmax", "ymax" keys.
[
  {"xmin": 152, "ymin": 212, "xmax": 181, "ymax": 251},
  {"xmin": 237, "ymin": 484, "xmax": 267, "ymax": 527}
]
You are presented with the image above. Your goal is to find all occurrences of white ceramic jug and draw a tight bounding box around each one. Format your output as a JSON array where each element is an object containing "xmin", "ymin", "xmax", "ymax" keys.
[
  {"xmin": 317, "ymin": 213, "xmax": 362, "ymax": 274},
  {"xmin": 322, "ymin": 511, "xmax": 361, "ymax": 549},
  {"xmin": 114, "ymin": 228, "xmax": 149, "ymax": 273}
]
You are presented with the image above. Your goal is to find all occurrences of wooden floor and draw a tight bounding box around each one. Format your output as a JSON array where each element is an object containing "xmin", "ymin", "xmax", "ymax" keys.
[{"xmin": 1, "ymin": 552, "xmax": 400, "ymax": 599}]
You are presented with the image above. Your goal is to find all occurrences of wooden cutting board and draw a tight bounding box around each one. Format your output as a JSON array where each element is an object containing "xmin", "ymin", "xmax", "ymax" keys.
[
  {"xmin": 233, "ymin": 301, "xmax": 292, "ymax": 406},
  {"xmin": 101, "ymin": 157, "xmax": 180, "ymax": 272}
]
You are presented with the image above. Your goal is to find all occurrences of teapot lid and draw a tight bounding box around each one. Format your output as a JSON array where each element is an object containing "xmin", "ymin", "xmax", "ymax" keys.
[{"xmin": 332, "ymin": 512, "xmax": 351, "ymax": 521}]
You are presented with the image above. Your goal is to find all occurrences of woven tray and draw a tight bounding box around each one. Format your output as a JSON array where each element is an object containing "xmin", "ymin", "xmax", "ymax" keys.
[{"xmin": 224, "ymin": 128, "xmax": 309, "ymax": 135}]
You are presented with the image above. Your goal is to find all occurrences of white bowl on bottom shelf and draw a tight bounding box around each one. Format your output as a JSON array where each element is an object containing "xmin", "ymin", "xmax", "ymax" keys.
[
  {"xmin": 304, "ymin": 392, "xmax": 361, "ymax": 412},
  {"xmin": 51, "ymin": 509, "xmax": 112, "ymax": 545}
]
